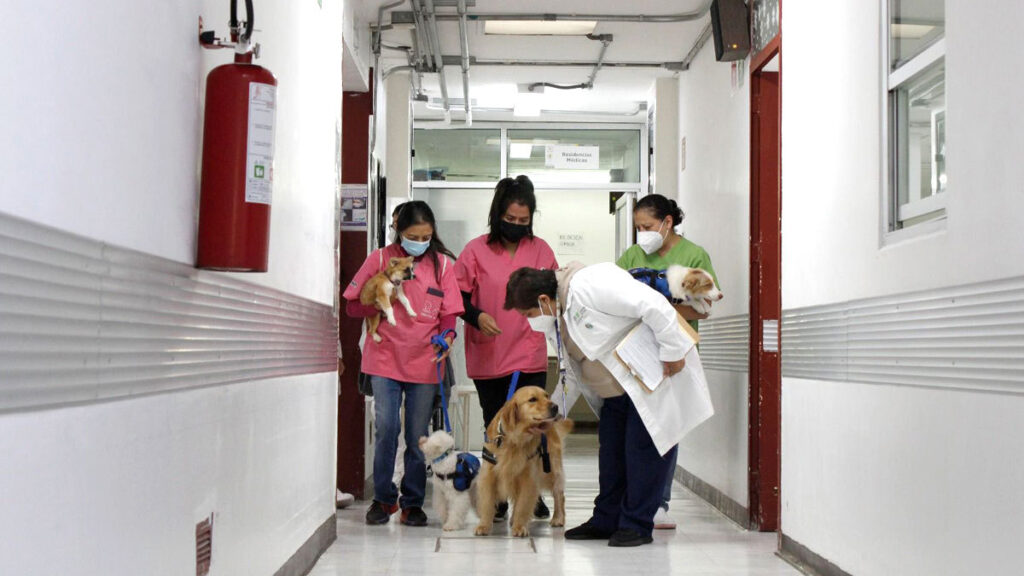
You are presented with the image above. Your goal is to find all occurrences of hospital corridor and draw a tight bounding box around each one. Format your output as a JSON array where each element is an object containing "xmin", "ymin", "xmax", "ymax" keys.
[{"xmin": 2, "ymin": 1, "xmax": 1022, "ymax": 576}]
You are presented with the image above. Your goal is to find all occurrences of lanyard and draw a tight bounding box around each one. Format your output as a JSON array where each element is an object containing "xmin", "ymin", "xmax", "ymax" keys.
[{"xmin": 553, "ymin": 302, "xmax": 567, "ymax": 413}]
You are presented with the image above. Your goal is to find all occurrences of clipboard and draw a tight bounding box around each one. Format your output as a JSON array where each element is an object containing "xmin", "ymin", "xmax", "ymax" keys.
[{"xmin": 613, "ymin": 314, "xmax": 698, "ymax": 392}]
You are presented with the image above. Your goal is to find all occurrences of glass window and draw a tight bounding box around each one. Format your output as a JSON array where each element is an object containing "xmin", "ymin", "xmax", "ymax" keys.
[
  {"xmin": 891, "ymin": 62, "xmax": 945, "ymax": 225},
  {"xmin": 890, "ymin": 0, "xmax": 945, "ymax": 70},
  {"xmin": 752, "ymin": 0, "xmax": 780, "ymax": 55},
  {"xmin": 506, "ymin": 129, "xmax": 641, "ymax": 185},
  {"xmin": 886, "ymin": 0, "xmax": 946, "ymax": 232},
  {"xmin": 413, "ymin": 129, "xmax": 501, "ymax": 183}
]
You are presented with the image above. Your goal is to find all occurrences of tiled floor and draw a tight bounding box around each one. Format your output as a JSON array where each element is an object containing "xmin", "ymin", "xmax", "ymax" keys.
[{"xmin": 311, "ymin": 434, "xmax": 802, "ymax": 576}]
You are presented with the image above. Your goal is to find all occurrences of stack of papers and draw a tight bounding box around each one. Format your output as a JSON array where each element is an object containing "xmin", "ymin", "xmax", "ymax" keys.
[{"xmin": 613, "ymin": 315, "xmax": 698, "ymax": 392}]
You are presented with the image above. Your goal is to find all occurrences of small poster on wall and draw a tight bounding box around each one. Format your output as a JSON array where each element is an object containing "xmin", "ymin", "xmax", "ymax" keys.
[
  {"xmin": 341, "ymin": 184, "xmax": 368, "ymax": 229},
  {"xmin": 557, "ymin": 232, "xmax": 586, "ymax": 255}
]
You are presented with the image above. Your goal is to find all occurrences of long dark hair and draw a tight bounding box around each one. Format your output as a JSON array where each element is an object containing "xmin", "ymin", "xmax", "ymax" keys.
[
  {"xmin": 393, "ymin": 200, "xmax": 456, "ymax": 284},
  {"xmin": 504, "ymin": 267, "xmax": 558, "ymax": 310},
  {"xmin": 487, "ymin": 175, "xmax": 537, "ymax": 244},
  {"xmin": 635, "ymin": 193, "xmax": 685, "ymax": 227}
]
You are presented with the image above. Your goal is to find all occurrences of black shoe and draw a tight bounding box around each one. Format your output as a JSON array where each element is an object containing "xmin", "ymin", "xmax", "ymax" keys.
[
  {"xmin": 533, "ymin": 496, "xmax": 550, "ymax": 519},
  {"xmin": 400, "ymin": 506, "xmax": 428, "ymax": 527},
  {"xmin": 608, "ymin": 529, "xmax": 653, "ymax": 547},
  {"xmin": 493, "ymin": 501, "xmax": 509, "ymax": 522},
  {"xmin": 365, "ymin": 500, "xmax": 398, "ymax": 525},
  {"xmin": 564, "ymin": 521, "xmax": 614, "ymax": 540}
]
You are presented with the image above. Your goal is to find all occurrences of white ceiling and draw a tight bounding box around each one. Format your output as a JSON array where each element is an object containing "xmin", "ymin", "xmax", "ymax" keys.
[{"xmin": 355, "ymin": 0, "xmax": 716, "ymax": 122}]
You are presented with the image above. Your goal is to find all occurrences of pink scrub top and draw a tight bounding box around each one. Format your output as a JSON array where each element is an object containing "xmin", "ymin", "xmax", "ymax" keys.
[
  {"xmin": 454, "ymin": 235, "xmax": 558, "ymax": 380},
  {"xmin": 343, "ymin": 244, "xmax": 464, "ymax": 384}
]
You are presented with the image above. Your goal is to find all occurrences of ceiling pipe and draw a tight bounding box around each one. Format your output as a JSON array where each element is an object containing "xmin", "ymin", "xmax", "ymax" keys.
[
  {"xmin": 422, "ymin": 0, "xmax": 452, "ymax": 123},
  {"xmin": 408, "ymin": 0, "xmax": 434, "ymax": 71},
  {"xmin": 446, "ymin": 56, "xmax": 685, "ymax": 71},
  {"xmin": 417, "ymin": 1, "xmax": 711, "ymax": 23},
  {"xmin": 586, "ymin": 34, "xmax": 613, "ymax": 87},
  {"xmin": 457, "ymin": 0, "xmax": 472, "ymax": 126},
  {"xmin": 527, "ymin": 33, "xmax": 613, "ymax": 92},
  {"xmin": 681, "ymin": 23, "xmax": 713, "ymax": 71}
]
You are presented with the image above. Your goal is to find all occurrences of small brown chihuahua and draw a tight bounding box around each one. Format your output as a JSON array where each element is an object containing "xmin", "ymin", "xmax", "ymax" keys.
[{"xmin": 359, "ymin": 256, "xmax": 417, "ymax": 342}]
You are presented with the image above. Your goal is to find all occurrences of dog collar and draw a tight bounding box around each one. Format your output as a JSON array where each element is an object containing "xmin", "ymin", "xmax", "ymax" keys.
[{"xmin": 431, "ymin": 448, "xmax": 453, "ymax": 465}]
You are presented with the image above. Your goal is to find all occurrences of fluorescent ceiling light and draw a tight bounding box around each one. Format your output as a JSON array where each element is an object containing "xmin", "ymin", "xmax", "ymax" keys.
[
  {"xmin": 509, "ymin": 143, "xmax": 533, "ymax": 159},
  {"xmin": 891, "ymin": 23, "xmax": 935, "ymax": 39},
  {"xmin": 484, "ymin": 21, "xmax": 598, "ymax": 36}
]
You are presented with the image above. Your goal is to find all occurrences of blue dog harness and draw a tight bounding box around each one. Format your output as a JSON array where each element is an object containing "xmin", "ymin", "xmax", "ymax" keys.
[
  {"xmin": 628, "ymin": 267, "xmax": 684, "ymax": 304},
  {"xmin": 429, "ymin": 449, "xmax": 480, "ymax": 492}
]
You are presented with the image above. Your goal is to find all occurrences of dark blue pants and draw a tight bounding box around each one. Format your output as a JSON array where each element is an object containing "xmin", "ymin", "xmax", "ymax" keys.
[{"xmin": 590, "ymin": 394, "xmax": 676, "ymax": 537}]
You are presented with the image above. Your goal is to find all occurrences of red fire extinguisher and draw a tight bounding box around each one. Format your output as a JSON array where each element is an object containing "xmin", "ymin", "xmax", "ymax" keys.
[{"xmin": 197, "ymin": 0, "xmax": 276, "ymax": 272}]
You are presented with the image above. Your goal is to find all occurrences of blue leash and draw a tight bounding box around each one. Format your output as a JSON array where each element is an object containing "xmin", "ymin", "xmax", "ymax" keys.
[
  {"xmin": 505, "ymin": 370, "xmax": 521, "ymax": 403},
  {"xmin": 431, "ymin": 329, "xmax": 456, "ymax": 434}
]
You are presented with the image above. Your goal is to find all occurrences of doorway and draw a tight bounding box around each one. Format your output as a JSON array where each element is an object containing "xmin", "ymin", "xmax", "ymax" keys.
[{"xmin": 749, "ymin": 44, "xmax": 782, "ymax": 532}]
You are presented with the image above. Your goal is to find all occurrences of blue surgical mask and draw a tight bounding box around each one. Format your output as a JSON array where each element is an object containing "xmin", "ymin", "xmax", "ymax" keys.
[{"xmin": 401, "ymin": 236, "xmax": 430, "ymax": 257}]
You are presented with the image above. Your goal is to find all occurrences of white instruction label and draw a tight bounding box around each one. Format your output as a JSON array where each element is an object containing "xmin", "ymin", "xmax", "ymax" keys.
[{"xmin": 246, "ymin": 82, "xmax": 276, "ymax": 204}]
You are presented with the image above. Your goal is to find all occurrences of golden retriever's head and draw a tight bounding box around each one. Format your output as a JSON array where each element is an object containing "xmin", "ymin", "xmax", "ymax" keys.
[
  {"xmin": 385, "ymin": 256, "xmax": 415, "ymax": 284},
  {"xmin": 493, "ymin": 387, "xmax": 560, "ymax": 439}
]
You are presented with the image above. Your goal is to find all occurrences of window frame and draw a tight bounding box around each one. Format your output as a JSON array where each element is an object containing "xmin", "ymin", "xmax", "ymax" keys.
[
  {"xmin": 410, "ymin": 122, "xmax": 647, "ymax": 192},
  {"xmin": 881, "ymin": 1, "xmax": 947, "ymax": 243}
]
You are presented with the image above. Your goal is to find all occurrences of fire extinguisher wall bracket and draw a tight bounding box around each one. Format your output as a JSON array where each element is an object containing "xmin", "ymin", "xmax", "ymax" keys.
[{"xmin": 196, "ymin": 50, "xmax": 277, "ymax": 272}]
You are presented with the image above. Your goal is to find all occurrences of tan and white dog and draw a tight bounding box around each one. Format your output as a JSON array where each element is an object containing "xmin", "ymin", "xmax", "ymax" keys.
[
  {"xmin": 359, "ymin": 256, "xmax": 416, "ymax": 342},
  {"xmin": 665, "ymin": 265, "xmax": 724, "ymax": 315}
]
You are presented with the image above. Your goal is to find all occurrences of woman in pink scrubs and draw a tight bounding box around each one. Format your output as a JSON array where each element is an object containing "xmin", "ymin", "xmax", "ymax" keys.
[
  {"xmin": 344, "ymin": 201, "xmax": 464, "ymax": 528},
  {"xmin": 454, "ymin": 175, "xmax": 558, "ymax": 519}
]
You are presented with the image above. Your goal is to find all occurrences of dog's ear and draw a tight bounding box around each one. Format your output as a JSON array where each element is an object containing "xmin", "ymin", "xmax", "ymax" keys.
[
  {"xmin": 495, "ymin": 400, "xmax": 518, "ymax": 432},
  {"xmin": 418, "ymin": 436, "xmax": 428, "ymax": 448},
  {"xmin": 683, "ymin": 270, "xmax": 704, "ymax": 292},
  {"xmin": 389, "ymin": 257, "xmax": 401, "ymax": 267}
]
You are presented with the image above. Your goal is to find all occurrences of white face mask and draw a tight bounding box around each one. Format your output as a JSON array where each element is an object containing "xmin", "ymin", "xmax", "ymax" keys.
[
  {"xmin": 526, "ymin": 299, "xmax": 557, "ymax": 334},
  {"xmin": 636, "ymin": 219, "xmax": 668, "ymax": 255}
]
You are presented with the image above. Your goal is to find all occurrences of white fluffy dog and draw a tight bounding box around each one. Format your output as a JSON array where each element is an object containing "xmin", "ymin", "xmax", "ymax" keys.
[{"xmin": 419, "ymin": 430, "xmax": 476, "ymax": 531}]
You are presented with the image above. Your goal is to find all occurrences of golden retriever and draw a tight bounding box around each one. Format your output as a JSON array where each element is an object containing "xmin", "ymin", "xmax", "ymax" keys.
[{"xmin": 474, "ymin": 387, "xmax": 573, "ymax": 538}]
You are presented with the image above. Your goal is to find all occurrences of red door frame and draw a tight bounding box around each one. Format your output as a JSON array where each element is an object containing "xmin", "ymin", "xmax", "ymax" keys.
[
  {"xmin": 337, "ymin": 76, "xmax": 374, "ymax": 498},
  {"xmin": 748, "ymin": 34, "xmax": 782, "ymax": 532}
]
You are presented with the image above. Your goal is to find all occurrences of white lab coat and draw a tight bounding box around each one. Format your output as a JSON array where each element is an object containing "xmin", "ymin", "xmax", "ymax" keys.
[{"xmin": 551, "ymin": 262, "xmax": 714, "ymax": 456}]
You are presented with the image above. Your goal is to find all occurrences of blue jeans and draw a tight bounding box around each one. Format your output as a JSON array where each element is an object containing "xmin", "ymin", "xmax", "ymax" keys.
[
  {"xmin": 590, "ymin": 395, "xmax": 676, "ymax": 537},
  {"xmin": 371, "ymin": 375, "xmax": 438, "ymax": 509}
]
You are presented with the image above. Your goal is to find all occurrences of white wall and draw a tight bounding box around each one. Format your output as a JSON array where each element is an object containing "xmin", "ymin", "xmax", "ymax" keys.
[
  {"xmin": 0, "ymin": 374, "xmax": 337, "ymax": 576},
  {"xmin": 649, "ymin": 77, "xmax": 680, "ymax": 198},
  {"xmin": 675, "ymin": 36, "xmax": 751, "ymax": 507},
  {"xmin": 0, "ymin": 1, "xmax": 343, "ymax": 574},
  {"xmin": 385, "ymin": 72, "xmax": 412, "ymax": 201},
  {"xmin": 782, "ymin": 1, "xmax": 1024, "ymax": 574}
]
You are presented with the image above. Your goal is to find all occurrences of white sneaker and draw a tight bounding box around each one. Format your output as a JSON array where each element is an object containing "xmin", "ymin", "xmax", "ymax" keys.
[
  {"xmin": 336, "ymin": 490, "xmax": 355, "ymax": 509},
  {"xmin": 653, "ymin": 506, "xmax": 676, "ymax": 530}
]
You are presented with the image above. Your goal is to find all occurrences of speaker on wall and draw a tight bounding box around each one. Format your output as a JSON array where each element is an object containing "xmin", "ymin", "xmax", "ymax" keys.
[{"xmin": 710, "ymin": 0, "xmax": 751, "ymax": 62}]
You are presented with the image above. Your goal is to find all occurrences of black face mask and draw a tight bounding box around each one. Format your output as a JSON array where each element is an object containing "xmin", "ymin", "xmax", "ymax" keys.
[{"xmin": 499, "ymin": 221, "xmax": 530, "ymax": 243}]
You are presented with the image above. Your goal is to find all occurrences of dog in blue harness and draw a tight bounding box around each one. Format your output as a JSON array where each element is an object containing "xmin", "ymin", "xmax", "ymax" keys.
[
  {"xmin": 629, "ymin": 265, "xmax": 723, "ymax": 315},
  {"xmin": 420, "ymin": 429, "xmax": 479, "ymax": 531}
]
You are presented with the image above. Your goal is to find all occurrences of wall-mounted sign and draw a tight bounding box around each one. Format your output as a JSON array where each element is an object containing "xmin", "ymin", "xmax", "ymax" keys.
[
  {"xmin": 545, "ymin": 145, "xmax": 599, "ymax": 170},
  {"xmin": 557, "ymin": 232, "xmax": 585, "ymax": 255}
]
